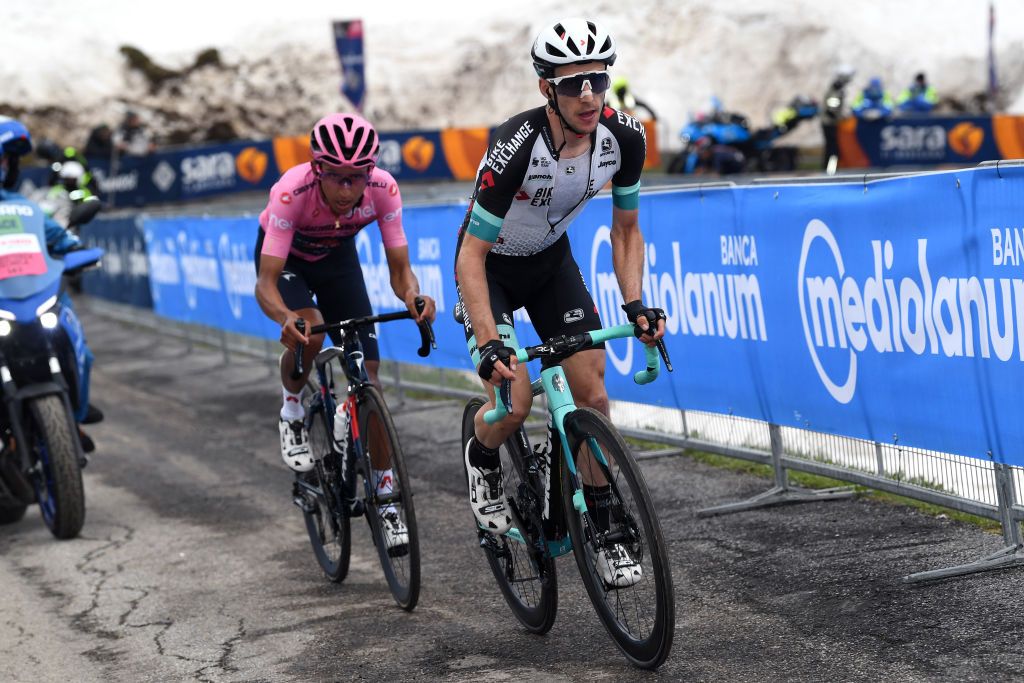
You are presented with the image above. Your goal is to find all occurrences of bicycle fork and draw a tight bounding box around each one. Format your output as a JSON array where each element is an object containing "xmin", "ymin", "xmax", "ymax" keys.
[{"xmin": 541, "ymin": 365, "xmax": 625, "ymax": 555}]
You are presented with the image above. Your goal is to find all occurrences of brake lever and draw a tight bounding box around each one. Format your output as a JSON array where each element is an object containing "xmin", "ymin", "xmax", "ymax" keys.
[
  {"xmin": 499, "ymin": 379, "xmax": 513, "ymax": 416},
  {"xmin": 656, "ymin": 338, "xmax": 673, "ymax": 372},
  {"xmin": 414, "ymin": 296, "xmax": 436, "ymax": 357},
  {"xmin": 290, "ymin": 318, "xmax": 305, "ymax": 380}
]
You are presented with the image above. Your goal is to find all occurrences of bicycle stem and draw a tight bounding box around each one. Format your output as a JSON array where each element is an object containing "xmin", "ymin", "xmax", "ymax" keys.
[{"xmin": 483, "ymin": 324, "xmax": 667, "ymax": 425}]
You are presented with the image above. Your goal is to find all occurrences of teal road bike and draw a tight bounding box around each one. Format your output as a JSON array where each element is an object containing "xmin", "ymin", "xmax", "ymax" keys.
[{"xmin": 461, "ymin": 323, "xmax": 676, "ymax": 669}]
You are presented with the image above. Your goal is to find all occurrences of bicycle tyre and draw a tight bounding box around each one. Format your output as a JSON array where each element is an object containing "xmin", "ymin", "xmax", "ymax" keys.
[
  {"xmin": 561, "ymin": 407, "xmax": 675, "ymax": 669},
  {"xmin": 463, "ymin": 397, "xmax": 557, "ymax": 634},
  {"xmin": 358, "ymin": 385, "xmax": 420, "ymax": 611},
  {"xmin": 27, "ymin": 394, "xmax": 85, "ymax": 539},
  {"xmin": 300, "ymin": 383, "xmax": 351, "ymax": 582}
]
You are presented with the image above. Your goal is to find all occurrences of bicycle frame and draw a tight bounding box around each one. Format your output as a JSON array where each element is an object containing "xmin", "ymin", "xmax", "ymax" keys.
[
  {"xmin": 293, "ymin": 307, "xmax": 434, "ymax": 511},
  {"xmin": 483, "ymin": 323, "xmax": 666, "ymax": 558}
]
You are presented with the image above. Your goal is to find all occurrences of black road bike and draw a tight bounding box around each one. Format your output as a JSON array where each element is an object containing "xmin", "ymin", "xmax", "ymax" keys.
[{"xmin": 291, "ymin": 301, "xmax": 434, "ymax": 610}]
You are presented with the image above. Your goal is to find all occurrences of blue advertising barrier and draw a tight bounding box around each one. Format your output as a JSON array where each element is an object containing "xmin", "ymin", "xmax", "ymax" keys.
[
  {"xmin": 143, "ymin": 216, "xmax": 279, "ymax": 339},
  {"xmin": 139, "ymin": 165, "xmax": 1024, "ymax": 465},
  {"xmin": 80, "ymin": 216, "xmax": 153, "ymax": 309}
]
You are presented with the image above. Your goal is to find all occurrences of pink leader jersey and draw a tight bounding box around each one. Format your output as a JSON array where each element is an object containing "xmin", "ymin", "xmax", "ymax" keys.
[{"xmin": 258, "ymin": 163, "xmax": 407, "ymax": 262}]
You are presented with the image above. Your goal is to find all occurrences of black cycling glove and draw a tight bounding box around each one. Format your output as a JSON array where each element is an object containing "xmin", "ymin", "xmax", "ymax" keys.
[
  {"xmin": 622, "ymin": 300, "xmax": 667, "ymax": 338},
  {"xmin": 477, "ymin": 339, "xmax": 515, "ymax": 381}
]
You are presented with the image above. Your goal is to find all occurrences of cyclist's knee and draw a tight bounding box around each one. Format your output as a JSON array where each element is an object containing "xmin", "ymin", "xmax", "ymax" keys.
[
  {"xmin": 307, "ymin": 331, "xmax": 326, "ymax": 352},
  {"xmin": 575, "ymin": 387, "xmax": 609, "ymax": 416}
]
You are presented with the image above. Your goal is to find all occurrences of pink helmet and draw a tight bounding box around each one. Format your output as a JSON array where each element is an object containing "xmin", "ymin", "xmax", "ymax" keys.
[{"xmin": 309, "ymin": 113, "xmax": 379, "ymax": 169}]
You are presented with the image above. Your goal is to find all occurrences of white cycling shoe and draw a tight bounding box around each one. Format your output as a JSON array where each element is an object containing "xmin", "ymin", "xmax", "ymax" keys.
[
  {"xmin": 595, "ymin": 543, "xmax": 643, "ymax": 589},
  {"xmin": 279, "ymin": 418, "xmax": 314, "ymax": 472},
  {"xmin": 380, "ymin": 508, "xmax": 409, "ymax": 554},
  {"xmin": 464, "ymin": 439, "xmax": 513, "ymax": 535}
]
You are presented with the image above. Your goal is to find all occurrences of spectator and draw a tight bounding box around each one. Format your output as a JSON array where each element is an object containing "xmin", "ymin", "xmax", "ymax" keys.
[
  {"xmin": 84, "ymin": 123, "xmax": 115, "ymax": 160},
  {"xmin": 38, "ymin": 161, "xmax": 89, "ymax": 228},
  {"xmin": 607, "ymin": 76, "xmax": 658, "ymax": 121},
  {"xmin": 114, "ymin": 111, "xmax": 156, "ymax": 156},
  {"xmin": 851, "ymin": 77, "xmax": 894, "ymax": 120},
  {"xmin": 821, "ymin": 64, "xmax": 855, "ymax": 172},
  {"xmin": 897, "ymin": 72, "xmax": 938, "ymax": 114}
]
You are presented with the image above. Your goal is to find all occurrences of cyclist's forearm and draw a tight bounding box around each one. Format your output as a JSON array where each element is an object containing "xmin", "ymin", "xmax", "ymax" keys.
[
  {"xmin": 390, "ymin": 269, "xmax": 420, "ymax": 304},
  {"xmin": 610, "ymin": 215, "xmax": 645, "ymax": 303},
  {"xmin": 456, "ymin": 253, "xmax": 498, "ymax": 344},
  {"xmin": 255, "ymin": 280, "xmax": 291, "ymax": 325},
  {"xmin": 384, "ymin": 244, "xmax": 420, "ymax": 304}
]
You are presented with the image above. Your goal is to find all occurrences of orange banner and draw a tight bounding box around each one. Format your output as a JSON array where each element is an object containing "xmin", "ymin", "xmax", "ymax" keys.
[
  {"xmin": 272, "ymin": 136, "xmax": 313, "ymax": 175},
  {"xmin": 642, "ymin": 120, "xmax": 660, "ymax": 170}
]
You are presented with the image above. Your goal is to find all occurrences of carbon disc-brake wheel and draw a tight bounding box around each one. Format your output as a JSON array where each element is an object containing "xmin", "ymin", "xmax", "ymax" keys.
[{"xmin": 562, "ymin": 407, "xmax": 675, "ymax": 669}]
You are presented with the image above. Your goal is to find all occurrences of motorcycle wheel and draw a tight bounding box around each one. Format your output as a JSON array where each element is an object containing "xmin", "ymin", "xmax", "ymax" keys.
[{"xmin": 27, "ymin": 395, "xmax": 85, "ymax": 539}]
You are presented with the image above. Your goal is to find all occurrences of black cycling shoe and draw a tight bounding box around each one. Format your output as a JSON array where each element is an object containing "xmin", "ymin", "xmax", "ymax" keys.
[
  {"xmin": 78, "ymin": 428, "xmax": 95, "ymax": 454},
  {"xmin": 82, "ymin": 403, "xmax": 104, "ymax": 425}
]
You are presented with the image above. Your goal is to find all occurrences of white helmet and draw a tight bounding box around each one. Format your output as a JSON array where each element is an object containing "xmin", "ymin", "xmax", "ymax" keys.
[
  {"xmin": 531, "ymin": 18, "xmax": 617, "ymax": 79},
  {"xmin": 58, "ymin": 160, "xmax": 85, "ymax": 181}
]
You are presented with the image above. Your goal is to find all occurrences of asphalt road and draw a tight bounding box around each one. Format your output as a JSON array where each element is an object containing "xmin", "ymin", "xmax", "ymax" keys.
[{"xmin": 2, "ymin": 303, "xmax": 1023, "ymax": 682}]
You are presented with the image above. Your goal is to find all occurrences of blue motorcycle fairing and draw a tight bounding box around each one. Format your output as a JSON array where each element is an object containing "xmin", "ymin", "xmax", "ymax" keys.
[
  {"xmin": 0, "ymin": 279, "xmax": 60, "ymax": 321},
  {"xmin": 62, "ymin": 248, "xmax": 103, "ymax": 274}
]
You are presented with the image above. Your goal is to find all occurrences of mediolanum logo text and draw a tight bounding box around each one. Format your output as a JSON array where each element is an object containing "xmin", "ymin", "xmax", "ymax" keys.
[{"xmin": 798, "ymin": 219, "xmax": 1024, "ymax": 404}]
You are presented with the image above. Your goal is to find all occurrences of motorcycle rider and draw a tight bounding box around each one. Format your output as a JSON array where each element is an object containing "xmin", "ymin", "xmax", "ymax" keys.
[{"xmin": 0, "ymin": 116, "xmax": 103, "ymax": 450}]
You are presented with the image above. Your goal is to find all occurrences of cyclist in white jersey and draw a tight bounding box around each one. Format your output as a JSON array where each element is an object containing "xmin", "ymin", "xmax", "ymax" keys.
[{"xmin": 454, "ymin": 18, "xmax": 666, "ymax": 588}]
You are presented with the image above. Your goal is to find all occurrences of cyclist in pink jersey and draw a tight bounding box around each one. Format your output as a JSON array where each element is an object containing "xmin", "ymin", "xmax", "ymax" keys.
[{"xmin": 255, "ymin": 113, "xmax": 436, "ymax": 475}]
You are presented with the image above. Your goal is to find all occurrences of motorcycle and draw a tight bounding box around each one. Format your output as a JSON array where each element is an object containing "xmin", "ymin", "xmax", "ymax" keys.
[
  {"xmin": 667, "ymin": 95, "xmax": 819, "ymax": 175},
  {"xmin": 0, "ymin": 198, "xmax": 103, "ymax": 538}
]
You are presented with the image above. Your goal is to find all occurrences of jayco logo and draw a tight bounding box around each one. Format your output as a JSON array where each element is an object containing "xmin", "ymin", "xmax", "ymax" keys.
[
  {"xmin": 590, "ymin": 227, "xmax": 768, "ymax": 377},
  {"xmin": 798, "ymin": 219, "xmax": 1024, "ymax": 404}
]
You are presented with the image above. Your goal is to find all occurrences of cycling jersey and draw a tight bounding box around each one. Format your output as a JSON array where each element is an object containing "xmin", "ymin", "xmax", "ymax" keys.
[
  {"xmin": 460, "ymin": 105, "xmax": 646, "ymax": 257},
  {"xmin": 258, "ymin": 163, "xmax": 407, "ymax": 262}
]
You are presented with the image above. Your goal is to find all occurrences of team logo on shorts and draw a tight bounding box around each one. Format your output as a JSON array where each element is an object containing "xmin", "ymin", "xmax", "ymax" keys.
[
  {"xmin": 501, "ymin": 313, "xmax": 512, "ymax": 325},
  {"xmin": 563, "ymin": 308, "xmax": 584, "ymax": 324}
]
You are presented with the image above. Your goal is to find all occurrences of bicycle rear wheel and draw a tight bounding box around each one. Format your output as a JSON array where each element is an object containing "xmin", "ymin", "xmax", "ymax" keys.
[
  {"xmin": 561, "ymin": 407, "xmax": 675, "ymax": 669},
  {"xmin": 358, "ymin": 385, "xmax": 420, "ymax": 611},
  {"xmin": 463, "ymin": 397, "xmax": 557, "ymax": 635},
  {"xmin": 300, "ymin": 386, "xmax": 351, "ymax": 582}
]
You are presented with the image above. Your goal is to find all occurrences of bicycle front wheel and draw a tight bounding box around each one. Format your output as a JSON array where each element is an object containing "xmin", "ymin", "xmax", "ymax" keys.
[
  {"xmin": 300, "ymin": 385, "xmax": 351, "ymax": 582},
  {"xmin": 561, "ymin": 407, "xmax": 675, "ymax": 669},
  {"xmin": 358, "ymin": 385, "xmax": 420, "ymax": 611},
  {"xmin": 463, "ymin": 398, "xmax": 557, "ymax": 635}
]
